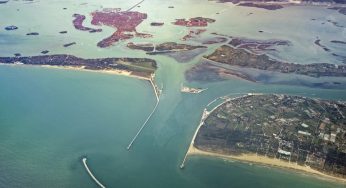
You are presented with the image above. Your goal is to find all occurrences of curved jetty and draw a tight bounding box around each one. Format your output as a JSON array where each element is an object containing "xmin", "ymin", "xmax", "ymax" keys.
[{"xmin": 82, "ymin": 158, "xmax": 106, "ymax": 188}]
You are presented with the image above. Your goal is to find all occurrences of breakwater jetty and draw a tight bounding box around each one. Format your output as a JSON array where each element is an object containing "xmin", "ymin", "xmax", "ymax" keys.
[
  {"xmin": 82, "ymin": 157, "xmax": 106, "ymax": 188},
  {"xmin": 127, "ymin": 74, "xmax": 162, "ymax": 150}
]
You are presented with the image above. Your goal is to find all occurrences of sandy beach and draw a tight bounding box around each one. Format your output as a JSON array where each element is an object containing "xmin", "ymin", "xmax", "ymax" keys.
[
  {"xmin": 40, "ymin": 65, "xmax": 151, "ymax": 81},
  {"xmin": 181, "ymin": 94, "xmax": 346, "ymax": 184},
  {"xmin": 187, "ymin": 145, "xmax": 346, "ymax": 184},
  {"xmin": 0, "ymin": 63, "xmax": 151, "ymax": 81}
]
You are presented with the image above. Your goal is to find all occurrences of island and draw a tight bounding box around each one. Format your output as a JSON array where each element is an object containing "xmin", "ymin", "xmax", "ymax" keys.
[
  {"xmin": 182, "ymin": 29, "xmax": 206, "ymax": 41},
  {"xmin": 127, "ymin": 42, "xmax": 208, "ymax": 63},
  {"xmin": 326, "ymin": 19, "xmax": 344, "ymax": 28},
  {"xmin": 0, "ymin": 54, "xmax": 157, "ymax": 79},
  {"xmin": 204, "ymin": 45, "xmax": 346, "ymax": 78},
  {"xmin": 172, "ymin": 17, "xmax": 215, "ymax": 27},
  {"xmin": 237, "ymin": 3, "xmax": 283, "ymax": 10},
  {"xmin": 127, "ymin": 42, "xmax": 206, "ymax": 53},
  {"xmin": 228, "ymin": 36, "xmax": 290, "ymax": 54},
  {"xmin": 314, "ymin": 39, "xmax": 330, "ymax": 52},
  {"xmin": 90, "ymin": 8, "xmax": 152, "ymax": 47},
  {"xmin": 201, "ymin": 36, "xmax": 228, "ymax": 45},
  {"xmin": 150, "ymin": 22, "xmax": 164, "ymax": 26},
  {"xmin": 213, "ymin": 0, "xmax": 346, "ymax": 7},
  {"xmin": 63, "ymin": 42, "xmax": 76, "ymax": 47},
  {"xmin": 329, "ymin": 7, "xmax": 346, "ymax": 16},
  {"xmin": 184, "ymin": 94, "xmax": 346, "ymax": 181},
  {"xmin": 72, "ymin": 14, "xmax": 102, "ymax": 33},
  {"xmin": 26, "ymin": 32, "xmax": 39, "ymax": 36},
  {"xmin": 181, "ymin": 84, "xmax": 207, "ymax": 94},
  {"xmin": 5, "ymin": 25, "xmax": 18, "ymax": 31},
  {"xmin": 41, "ymin": 50, "xmax": 49, "ymax": 54},
  {"xmin": 331, "ymin": 40, "xmax": 346, "ymax": 45},
  {"xmin": 186, "ymin": 43, "xmax": 346, "ymax": 88}
]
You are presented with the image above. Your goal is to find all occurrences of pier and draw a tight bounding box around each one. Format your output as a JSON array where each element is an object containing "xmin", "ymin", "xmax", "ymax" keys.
[
  {"xmin": 82, "ymin": 157, "xmax": 106, "ymax": 188},
  {"xmin": 126, "ymin": 74, "xmax": 161, "ymax": 150},
  {"xmin": 180, "ymin": 109, "xmax": 209, "ymax": 169},
  {"xmin": 126, "ymin": 0, "xmax": 145, "ymax": 11},
  {"xmin": 127, "ymin": 99, "xmax": 159, "ymax": 150}
]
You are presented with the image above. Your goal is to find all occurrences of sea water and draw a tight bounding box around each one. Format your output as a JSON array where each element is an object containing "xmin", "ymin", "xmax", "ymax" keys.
[{"xmin": 0, "ymin": 0, "xmax": 346, "ymax": 187}]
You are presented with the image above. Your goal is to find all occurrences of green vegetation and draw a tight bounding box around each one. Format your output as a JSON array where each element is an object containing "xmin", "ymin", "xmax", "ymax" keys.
[{"xmin": 195, "ymin": 94, "xmax": 346, "ymax": 178}]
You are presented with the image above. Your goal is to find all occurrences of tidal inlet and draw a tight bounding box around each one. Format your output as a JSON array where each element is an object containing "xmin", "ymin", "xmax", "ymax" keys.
[{"xmin": 0, "ymin": 0, "xmax": 346, "ymax": 187}]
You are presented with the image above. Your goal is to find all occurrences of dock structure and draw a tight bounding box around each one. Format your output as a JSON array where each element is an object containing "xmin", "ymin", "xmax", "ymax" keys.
[
  {"xmin": 126, "ymin": 74, "xmax": 161, "ymax": 150},
  {"xmin": 126, "ymin": 0, "xmax": 145, "ymax": 11},
  {"xmin": 180, "ymin": 109, "xmax": 209, "ymax": 169},
  {"xmin": 82, "ymin": 158, "xmax": 106, "ymax": 188},
  {"xmin": 127, "ymin": 99, "xmax": 159, "ymax": 150}
]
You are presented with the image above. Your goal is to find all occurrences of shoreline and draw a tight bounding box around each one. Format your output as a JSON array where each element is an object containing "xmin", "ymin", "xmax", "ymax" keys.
[
  {"xmin": 0, "ymin": 62, "xmax": 162, "ymax": 151},
  {"xmin": 187, "ymin": 146, "xmax": 346, "ymax": 184},
  {"xmin": 218, "ymin": 0, "xmax": 346, "ymax": 7},
  {"xmin": 182, "ymin": 93, "xmax": 346, "ymax": 184},
  {"xmin": 0, "ymin": 63, "xmax": 151, "ymax": 81}
]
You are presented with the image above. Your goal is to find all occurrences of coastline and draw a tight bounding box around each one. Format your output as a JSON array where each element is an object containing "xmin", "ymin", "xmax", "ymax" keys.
[
  {"xmin": 187, "ymin": 146, "xmax": 346, "ymax": 184},
  {"xmin": 182, "ymin": 94, "xmax": 346, "ymax": 184},
  {"xmin": 0, "ymin": 62, "xmax": 162, "ymax": 151},
  {"xmin": 0, "ymin": 63, "xmax": 151, "ymax": 81}
]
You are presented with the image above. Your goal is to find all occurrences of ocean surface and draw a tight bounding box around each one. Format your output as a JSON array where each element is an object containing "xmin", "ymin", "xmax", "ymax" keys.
[{"xmin": 1, "ymin": 0, "xmax": 346, "ymax": 187}]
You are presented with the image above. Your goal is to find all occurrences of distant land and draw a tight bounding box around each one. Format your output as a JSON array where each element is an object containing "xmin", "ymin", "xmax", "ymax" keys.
[
  {"xmin": 185, "ymin": 43, "xmax": 346, "ymax": 86},
  {"xmin": 214, "ymin": 0, "xmax": 346, "ymax": 4},
  {"xmin": 212, "ymin": 0, "xmax": 346, "ymax": 13},
  {"xmin": 0, "ymin": 55, "xmax": 157, "ymax": 79},
  {"xmin": 127, "ymin": 42, "xmax": 208, "ymax": 63},
  {"xmin": 204, "ymin": 45, "xmax": 346, "ymax": 78},
  {"xmin": 191, "ymin": 94, "xmax": 346, "ymax": 181}
]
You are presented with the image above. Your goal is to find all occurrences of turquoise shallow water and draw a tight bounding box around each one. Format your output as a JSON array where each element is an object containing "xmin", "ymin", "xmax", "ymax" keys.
[
  {"xmin": 1, "ymin": 0, "xmax": 346, "ymax": 187},
  {"xmin": 1, "ymin": 65, "xmax": 346, "ymax": 188}
]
